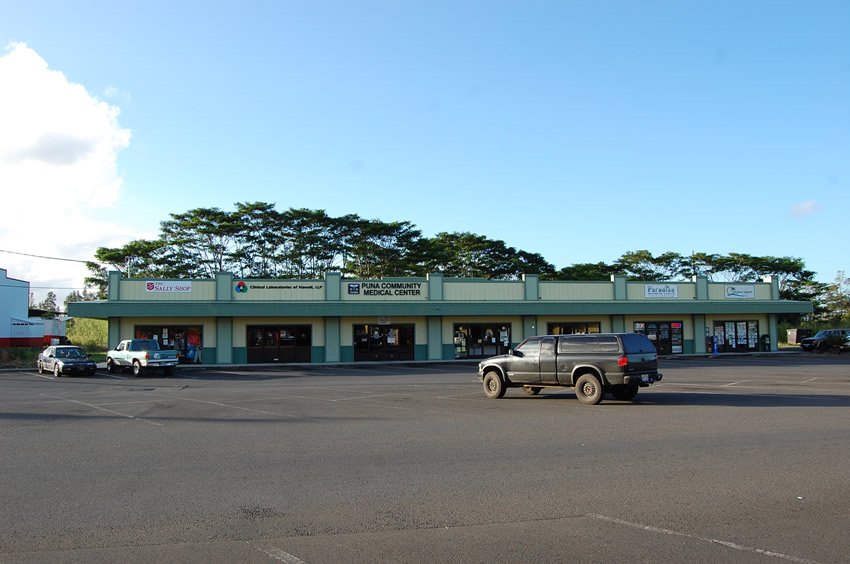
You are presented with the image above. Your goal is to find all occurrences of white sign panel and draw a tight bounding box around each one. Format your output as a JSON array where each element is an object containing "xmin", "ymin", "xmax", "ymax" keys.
[
  {"xmin": 644, "ymin": 284, "xmax": 678, "ymax": 298},
  {"xmin": 145, "ymin": 281, "xmax": 192, "ymax": 293},
  {"xmin": 345, "ymin": 281, "xmax": 426, "ymax": 300},
  {"xmin": 725, "ymin": 285, "xmax": 755, "ymax": 299}
]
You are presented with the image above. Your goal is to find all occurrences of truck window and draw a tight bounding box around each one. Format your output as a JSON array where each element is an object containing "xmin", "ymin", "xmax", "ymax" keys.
[
  {"xmin": 515, "ymin": 338, "xmax": 541, "ymax": 358},
  {"xmin": 595, "ymin": 336, "xmax": 620, "ymax": 352},
  {"xmin": 558, "ymin": 335, "xmax": 596, "ymax": 353}
]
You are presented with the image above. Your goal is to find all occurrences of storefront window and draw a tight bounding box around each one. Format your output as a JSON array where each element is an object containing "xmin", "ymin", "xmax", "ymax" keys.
[
  {"xmin": 135, "ymin": 325, "xmax": 203, "ymax": 364},
  {"xmin": 712, "ymin": 321, "xmax": 759, "ymax": 353},
  {"xmin": 453, "ymin": 323, "xmax": 511, "ymax": 359},
  {"xmin": 353, "ymin": 324, "xmax": 414, "ymax": 361},
  {"xmin": 634, "ymin": 321, "xmax": 683, "ymax": 354},
  {"xmin": 547, "ymin": 322, "xmax": 601, "ymax": 335},
  {"xmin": 246, "ymin": 325, "xmax": 312, "ymax": 363}
]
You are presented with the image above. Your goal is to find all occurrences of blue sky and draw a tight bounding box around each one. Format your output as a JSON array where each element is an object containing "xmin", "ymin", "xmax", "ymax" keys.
[{"xmin": 1, "ymin": 1, "xmax": 848, "ymax": 302}]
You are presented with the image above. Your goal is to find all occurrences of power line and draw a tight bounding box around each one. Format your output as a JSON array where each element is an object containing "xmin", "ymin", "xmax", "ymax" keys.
[{"xmin": 0, "ymin": 248, "xmax": 92, "ymax": 264}]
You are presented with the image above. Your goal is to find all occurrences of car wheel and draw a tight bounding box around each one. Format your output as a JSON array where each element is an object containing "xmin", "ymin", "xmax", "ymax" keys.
[
  {"xmin": 37, "ymin": 361, "xmax": 44, "ymax": 374},
  {"xmin": 132, "ymin": 360, "xmax": 142, "ymax": 377},
  {"xmin": 575, "ymin": 374, "xmax": 603, "ymax": 405},
  {"xmin": 610, "ymin": 384, "xmax": 639, "ymax": 401},
  {"xmin": 522, "ymin": 386, "xmax": 541, "ymax": 395},
  {"xmin": 53, "ymin": 364, "xmax": 61, "ymax": 378},
  {"xmin": 483, "ymin": 371, "xmax": 505, "ymax": 399}
]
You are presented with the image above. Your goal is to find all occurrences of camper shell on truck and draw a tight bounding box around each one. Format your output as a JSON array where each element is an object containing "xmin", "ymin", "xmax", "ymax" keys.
[{"xmin": 478, "ymin": 333, "xmax": 662, "ymax": 405}]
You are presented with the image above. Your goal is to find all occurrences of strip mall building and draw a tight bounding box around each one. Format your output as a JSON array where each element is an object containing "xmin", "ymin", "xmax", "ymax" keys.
[{"xmin": 68, "ymin": 271, "xmax": 812, "ymax": 364}]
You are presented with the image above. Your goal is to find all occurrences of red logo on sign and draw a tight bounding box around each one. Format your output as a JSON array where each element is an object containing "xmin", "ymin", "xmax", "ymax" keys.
[{"xmin": 146, "ymin": 282, "xmax": 155, "ymax": 290}]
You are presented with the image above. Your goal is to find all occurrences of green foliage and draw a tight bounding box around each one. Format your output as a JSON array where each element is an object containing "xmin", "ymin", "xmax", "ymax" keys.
[
  {"xmin": 0, "ymin": 348, "xmax": 40, "ymax": 368},
  {"xmin": 66, "ymin": 318, "xmax": 108, "ymax": 352}
]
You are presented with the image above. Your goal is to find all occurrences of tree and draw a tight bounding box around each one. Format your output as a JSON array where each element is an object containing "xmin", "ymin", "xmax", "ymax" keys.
[
  {"xmin": 37, "ymin": 291, "xmax": 58, "ymax": 318},
  {"xmin": 550, "ymin": 262, "xmax": 616, "ymax": 281}
]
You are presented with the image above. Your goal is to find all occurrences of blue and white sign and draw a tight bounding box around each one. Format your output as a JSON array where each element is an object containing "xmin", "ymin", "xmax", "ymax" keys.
[
  {"xmin": 644, "ymin": 284, "xmax": 678, "ymax": 298},
  {"xmin": 725, "ymin": 285, "xmax": 755, "ymax": 299}
]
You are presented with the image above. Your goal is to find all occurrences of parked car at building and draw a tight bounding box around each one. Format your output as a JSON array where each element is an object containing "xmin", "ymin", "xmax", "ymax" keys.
[
  {"xmin": 478, "ymin": 332, "xmax": 662, "ymax": 405},
  {"xmin": 800, "ymin": 329, "xmax": 850, "ymax": 352},
  {"xmin": 106, "ymin": 339, "xmax": 178, "ymax": 376},
  {"xmin": 37, "ymin": 345, "xmax": 97, "ymax": 377}
]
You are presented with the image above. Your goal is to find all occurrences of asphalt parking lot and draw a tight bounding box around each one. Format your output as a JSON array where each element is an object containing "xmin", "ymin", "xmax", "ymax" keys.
[{"xmin": 1, "ymin": 355, "xmax": 849, "ymax": 563}]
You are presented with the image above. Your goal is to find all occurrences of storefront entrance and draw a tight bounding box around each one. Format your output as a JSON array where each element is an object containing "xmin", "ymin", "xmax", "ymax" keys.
[
  {"xmin": 547, "ymin": 322, "xmax": 601, "ymax": 335},
  {"xmin": 453, "ymin": 323, "xmax": 512, "ymax": 359},
  {"xmin": 713, "ymin": 321, "xmax": 760, "ymax": 353},
  {"xmin": 353, "ymin": 324, "xmax": 414, "ymax": 361},
  {"xmin": 247, "ymin": 325, "xmax": 312, "ymax": 363},
  {"xmin": 135, "ymin": 325, "xmax": 203, "ymax": 364},
  {"xmin": 634, "ymin": 321, "xmax": 683, "ymax": 355}
]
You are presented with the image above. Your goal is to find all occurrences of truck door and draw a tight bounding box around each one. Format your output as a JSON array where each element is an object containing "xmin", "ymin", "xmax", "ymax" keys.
[
  {"xmin": 539, "ymin": 336, "xmax": 558, "ymax": 384},
  {"xmin": 507, "ymin": 338, "xmax": 541, "ymax": 384}
]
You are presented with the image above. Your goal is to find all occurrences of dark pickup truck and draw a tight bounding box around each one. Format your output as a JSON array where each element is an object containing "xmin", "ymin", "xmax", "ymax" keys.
[{"xmin": 477, "ymin": 333, "xmax": 662, "ymax": 405}]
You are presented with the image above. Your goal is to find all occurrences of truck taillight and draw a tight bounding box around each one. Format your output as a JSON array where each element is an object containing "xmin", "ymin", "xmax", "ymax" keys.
[
  {"xmin": 145, "ymin": 352, "xmax": 150, "ymax": 360},
  {"xmin": 618, "ymin": 355, "xmax": 628, "ymax": 367}
]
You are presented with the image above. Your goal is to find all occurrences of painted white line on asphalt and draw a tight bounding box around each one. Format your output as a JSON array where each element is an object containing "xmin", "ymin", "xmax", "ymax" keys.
[
  {"xmin": 140, "ymin": 394, "xmax": 303, "ymax": 419},
  {"xmin": 800, "ymin": 377, "xmax": 819, "ymax": 384},
  {"xmin": 586, "ymin": 513, "xmax": 822, "ymax": 564},
  {"xmin": 254, "ymin": 544, "xmax": 307, "ymax": 563},
  {"xmin": 35, "ymin": 373, "xmax": 54, "ymax": 380},
  {"xmin": 38, "ymin": 393, "xmax": 164, "ymax": 426},
  {"xmin": 106, "ymin": 373, "xmax": 128, "ymax": 380},
  {"xmin": 723, "ymin": 380, "xmax": 746, "ymax": 386}
]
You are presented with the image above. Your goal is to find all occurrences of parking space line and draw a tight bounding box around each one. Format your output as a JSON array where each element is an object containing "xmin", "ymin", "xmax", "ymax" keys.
[
  {"xmin": 38, "ymin": 393, "xmax": 164, "ymax": 426},
  {"xmin": 253, "ymin": 543, "xmax": 307, "ymax": 563},
  {"xmin": 586, "ymin": 513, "xmax": 821, "ymax": 563}
]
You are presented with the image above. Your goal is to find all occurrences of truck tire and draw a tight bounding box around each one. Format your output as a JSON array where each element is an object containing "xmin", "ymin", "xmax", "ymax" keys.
[
  {"xmin": 106, "ymin": 358, "xmax": 116, "ymax": 373},
  {"xmin": 610, "ymin": 384, "xmax": 639, "ymax": 401},
  {"xmin": 132, "ymin": 360, "xmax": 142, "ymax": 377},
  {"xmin": 575, "ymin": 374, "xmax": 603, "ymax": 405},
  {"xmin": 483, "ymin": 371, "xmax": 506, "ymax": 399}
]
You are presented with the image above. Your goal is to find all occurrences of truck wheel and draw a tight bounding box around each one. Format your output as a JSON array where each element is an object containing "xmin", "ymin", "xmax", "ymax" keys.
[
  {"xmin": 106, "ymin": 359, "xmax": 115, "ymax": 373},
  {"xmin": 132, "ymin": 360, "xmax": 142, "ymax": 377},
  {"xmin": 54, "ymin": 364, "xmax": 61, "ymax": 378},
  {"xmin": 523, "ymin": 386, "xmax": 541, "ymax": 395},
  {"xmin": 610, "ymin": 384, "xmax": 639, "ymax": 401},
  {"xmin": 483, "ymin": 371, "xmax": 506, "ymax": 399},
  {"xmin": 575, "ymin": 374, "xmax": 603, "ymax": 405}
]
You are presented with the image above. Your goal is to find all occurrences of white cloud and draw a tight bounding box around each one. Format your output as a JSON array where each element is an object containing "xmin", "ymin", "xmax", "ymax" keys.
[
  {"xmin": 0, "ymin": 43, "xmax": 135, "ymax": 304},
  {"xmin": 790, "ymin": 200, "xmax": 820, "ymax": 217}
]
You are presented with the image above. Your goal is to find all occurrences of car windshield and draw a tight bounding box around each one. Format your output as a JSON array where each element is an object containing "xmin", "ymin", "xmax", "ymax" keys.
[
  {"xmin": 813, "ymin": 330, "xmax": 831, "ymax": 338},
  {"xmin": 65, "ymin": 348, "xmax": 85, "ymax": 359}
]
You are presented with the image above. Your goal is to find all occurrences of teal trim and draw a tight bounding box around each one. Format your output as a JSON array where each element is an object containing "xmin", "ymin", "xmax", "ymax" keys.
[
  {"xmin": 693, "ymin": 315, "xmax": 707, "ymax": 353},
  {"xmin": 695, "ymin": 276, "xmax": 708, "ymax": 300},
  {"xmin": 216, "ymin": 272, "xmax": 233, "ymax": 301},
  {"xmin": 768, "ymin": 314, "xmax": 778, "ymax": 351},
  {"xmin": 216, "ymin": 318, "xmax": 233, "ymax": 364},
  {"xmin": 340, "ymin": 346, "xmax": 354, "ymax": 362},
  {"xmin": 69, "ymin": 299, "xmax": 813, "ymax": 319},
  {"xmin": 108, "ymin": 318, "xmax": 121, "ymax": 349},
  {"xmin": 523, "ymin": 274, "xmax": 539, "ymax": 301},
  {"xmin": 428, "ymin": 273, "xmax": 444, "ymax": 301},
  {"xmin": 108, "ymin": 271, "xmax": 121, "ymax": 300},
  {"xmin": 325, "ymin": 317, "xmax": 340, "ymax": 362},
  {"xmin": 232, "ymin": 347, "xmax": 246, "ymax": 364},
  {"xmin": 326, "ymin": 272, "xmax": 341, "ymax": 301},
  {"xmin": 427, "ymin": 317, "xmax": 442, "ymax": 360},
  {"xmin": 613, "ymin": 275, "xmax": 627, "ymax": 300},
  {"xmin": 415, "ymin": 344, "xmax": 427, "ymax": 360},
  {"xmin": 442, "ymin": 343, "xmax": 455, "ymax": 360},
  {"xmin": 311, "ymin": 346, "xmax": 325, "ymax": 363},
  {"xmin": 611, "ymin": 315, "xmax": 625, "ymax": 332},
  {"xmin": 683, "ymin": 340, "xmax": 694, "ymax": 354},
  {"xmin": 522, "ymin": 316, "xmax": 536, "ymax": 339}
]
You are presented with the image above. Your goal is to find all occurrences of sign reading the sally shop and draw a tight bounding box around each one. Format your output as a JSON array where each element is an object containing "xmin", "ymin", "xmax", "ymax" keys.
[
  {"xmin": 644, "ymin": 284, "xmax": 678, "ymax": 298},
  {"xmin": 145, "ymin": 281, "xmax": 192, "ymax": 293},
  {"xmin": 725, "ymin": 285, "xmax": 755, "ymax": 299}
]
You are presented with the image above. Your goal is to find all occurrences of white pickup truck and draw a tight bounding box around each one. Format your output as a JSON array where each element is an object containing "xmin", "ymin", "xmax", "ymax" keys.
[{"xmin": 106, "ymin": 339, "xmax": 179, "ymax": 376}]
